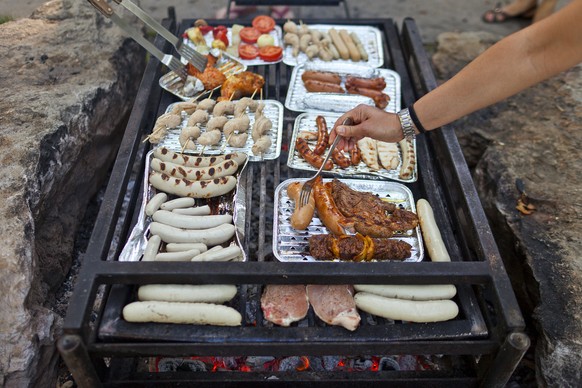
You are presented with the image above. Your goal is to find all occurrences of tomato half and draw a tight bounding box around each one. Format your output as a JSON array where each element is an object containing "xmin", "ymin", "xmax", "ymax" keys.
[
  {"xmin": 252, "ymin": 15, "xmax": 276, "ymax": 34},
  {"xmin": 198, "ymin": 25, "xmax": 213, "ymax": 35},
  {"xmin": 239, "ymin": 44, "xmax": 259, "ymax": 60},
  {"xmin": 215, "ymin": 29, "xmax": 229, "ymax": 46},
  {"xmin": 239, "ymin": 27, "xmax": 261, "ymax": 44},
  {"xmin": 258, "ymin": 45, "xmax": 283, "ymax": 62},
  {"xmin": 212, "ymin": 25, "xmax": 227, "ymax": 39}
]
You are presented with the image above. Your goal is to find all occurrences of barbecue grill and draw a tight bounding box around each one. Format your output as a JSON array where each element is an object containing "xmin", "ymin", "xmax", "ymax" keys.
[{"xmin": 58, "ymin": 11, "xmax": 529, "ymax": 387}]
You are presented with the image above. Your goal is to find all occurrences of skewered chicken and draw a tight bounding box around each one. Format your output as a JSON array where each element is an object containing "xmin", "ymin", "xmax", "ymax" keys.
[
  {"xmin": 196, "ymin": 98, "xmax": 216, "ymax": 112},
  {"xmin": 227, "ymin": 133, "xmax": 248, "ymax": 148},
  {"xmin": 251, "ymin": 115, "xmax": 272, "ymax": 141},
  {"xmin": 218, "ymin": 71, "xmax": 265, "ymax": 101},
  {"xmin": 213, "ymin": 101, "xmax": 235, "ymax": 116},
  {"xmin": 197, "ymin": 129, "xmax": 222, "ymax": 146},
  {"xmin": 251, "ymin": 135, "xmax": 271, "ymax": 155},
  {"xmin": 234, "ymin": 97, "xmax": 259, "ymax": 117},
  {"xmin": 223, "ymin": 115, "xmax": 250, "ymax": 137},
  {"xmin": 206, "ymin": 116, "xmax": 229, "ymax": 132},
  {"xmin": 170, "ymin": 101, "xmax": 197, "ymax": 115},
  {"xmin": 179, "ymin": 126, "xmax": 201, "ymax": 150},
  {"xmin": 187, "ymin": 110, "xmax": 208, "ymax": 126}
]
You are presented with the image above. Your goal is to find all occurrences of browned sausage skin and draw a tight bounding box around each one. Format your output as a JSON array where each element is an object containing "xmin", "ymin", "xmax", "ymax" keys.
[
  {"xmin": 304, "ymin": 79, "xmax": 346, "ymax": 93},
  {"xmin": 295, "ymin": 138, "xmax": 334, "ymax": 170},
  {"xmin": 301, "ymin": 70, "xmax": 342, "ymax": 85},
  {"xmin": 314, "ymin": 115, "xmax": 330, "ymax": 156},
  {"xmin": 345, "ymin": 76, "xmax": 386, "ymax": 91}
]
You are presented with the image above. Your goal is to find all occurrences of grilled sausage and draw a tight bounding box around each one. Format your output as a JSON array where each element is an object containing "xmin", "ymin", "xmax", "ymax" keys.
[
  {"xmin": 346, "ymin": 85, "xmax": 390, "ymax": 109},
  {"xmin": 149, "ymin": 222, "xmax": 235, "ymax": 245},
  {"xmin": 314, "ymin": 115, "xmax": 330, "ymax": 155},
  {"xmin": 287, "ymin": 181, "xmax": 316, "ymax": 230},
  {"xmin": 295, "ymin": 138, "xmax": 334, "ymax": 170},
  {"xmin": 138, "ymin": 284, "xmax": 237, "ymax": 304},
  {"xmin": 150, "ymin": 158, "xmax": 238, "ymax": 181},
  {"xmin": 313, "ymin": 177, "xmax": 353, "ymax": 236},
  {"xmin": 345, "ymin": 76, "xmax": 386, "ymax": 91},
  {"xmin": 301, "ymin": 70, "xmax": 342, "ymax": 85},
  {"xmin": 350, "ymin": 146, "xmax": 361, "ymax": 166},
  {"xmin": 332, "ymin": 148, "xmax": 352, "ymax": 168},
  {"xmin": 123, "ymin": 301, "xmax": 242, "ymax": 326},
  {"xmin": 148, "ymin": 172, "xmax": 237, "ymax": 198},
  {"xmin": 304, "ymin": 79, "xmax": 345, "ymax": 94}
]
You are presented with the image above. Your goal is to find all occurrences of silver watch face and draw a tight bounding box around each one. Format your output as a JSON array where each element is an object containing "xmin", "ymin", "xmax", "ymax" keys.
[{"xmin": 397, "ymin": 109, "xmax": 416, "ymax": 140}]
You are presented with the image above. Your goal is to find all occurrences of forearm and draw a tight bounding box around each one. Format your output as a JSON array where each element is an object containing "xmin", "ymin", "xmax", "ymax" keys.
[{"xmin": 414, "ymin": 0, "xmax": 582, "ymax": 131}]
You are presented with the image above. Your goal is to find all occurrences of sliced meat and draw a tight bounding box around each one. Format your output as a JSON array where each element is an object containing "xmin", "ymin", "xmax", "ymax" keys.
[
  {"xmin": 308, "ymin": 234, "xmax": 412, "ymax": 261},
  {"xmin": 260, "ymin": 285, "xmax": 309, "ymax": 327},
  {"xmin": 331, "ymin": 179, "xmax": 396, "ymax": 216},
  {"xmin": 306, "ymin": 285, "xmax": 360, "ymax": 331}
]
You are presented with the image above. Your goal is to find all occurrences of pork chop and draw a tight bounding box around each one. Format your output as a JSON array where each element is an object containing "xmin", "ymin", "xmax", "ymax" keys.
[
  {"xmin": 260, "ymin": 285, "xmax": 309, "ymax": 327},
  {"xmin": 306, "ymin": 285, "xmax": 361, "ymax": 331}
]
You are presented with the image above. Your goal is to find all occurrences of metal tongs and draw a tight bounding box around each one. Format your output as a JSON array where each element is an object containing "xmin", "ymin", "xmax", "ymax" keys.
[{"xmin": 87, "ymin": 0, "xmax": 208, "ymax": 80}]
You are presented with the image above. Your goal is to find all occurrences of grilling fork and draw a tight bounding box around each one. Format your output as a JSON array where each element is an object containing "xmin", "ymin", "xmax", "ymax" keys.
[
  {"xmin": 112, "ymin": 0, "xmax": 208, "ymax": 72},
  {"xmin": 298, "ymin": 117, "xmax": 353, "ymax": 208},
  {"xmin": 86, "ymin": 0, "xmax": 200, "ymax": 81}
]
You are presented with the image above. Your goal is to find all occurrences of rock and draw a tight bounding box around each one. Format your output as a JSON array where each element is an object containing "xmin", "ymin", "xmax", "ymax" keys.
[
  {"xmin": 0, "ymin": 0, "xmax": 144, "ymax": 386},
  {"xmin": 433, "ymin": 32, "xmax": 582, "ymax": 387}
]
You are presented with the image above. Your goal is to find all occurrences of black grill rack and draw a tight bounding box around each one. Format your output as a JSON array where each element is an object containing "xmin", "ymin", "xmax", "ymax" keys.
[{"xmin": 58, "ymin": 12, "xmax": 529, "ymax": 387}]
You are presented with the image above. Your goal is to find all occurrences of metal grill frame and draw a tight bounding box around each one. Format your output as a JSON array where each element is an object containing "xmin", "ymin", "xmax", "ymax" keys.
[{"xmin": 58, "ymin": 10, "xmax": 529, "ymax": 387}]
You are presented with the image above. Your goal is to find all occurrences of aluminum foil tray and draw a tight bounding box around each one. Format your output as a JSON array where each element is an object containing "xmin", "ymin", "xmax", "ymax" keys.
[
  {"xmin": 183, "ymin": 26, "xmax": 284, "ymax": 66},
  {"xmin": 282, "ymin": 24, "xmax": 384, "ymax": 68},
  {"xmin": 118, "ymin": 149, "xmax": 248, "ymax": 262},
  {"xmin": 273, "ymin": 178, "xmax": 424, "ymax": 263},
  {"xmin": 285, "ymin": 63, "xmax": 401, "ymax": 114},
  {"xmin": 287, "ymin": 113, "xmax": 418, "ymax": 183},
  {"xmin": 154, "ymin": 99, "xmax": 284, "ymax": 162},
  {"xmin": 159, "ymin": 51, "xmax": 246, "ymax": 101}
]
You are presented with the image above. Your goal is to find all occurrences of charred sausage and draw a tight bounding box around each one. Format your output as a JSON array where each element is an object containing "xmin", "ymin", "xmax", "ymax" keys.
[
  {"xmin": 304, "ymin": 79, "xmax": 345, "ymax": 94},
  {"xmin": 314, "ymin": 115, "xmax": 330, "ymax": 155},
  {"xmin": 301, "ymin": 70, "xmax": 342, "ymax": 85},
  {"xmin": 295, "ymin": 138, "xmax": 334, "ymax": 170}
]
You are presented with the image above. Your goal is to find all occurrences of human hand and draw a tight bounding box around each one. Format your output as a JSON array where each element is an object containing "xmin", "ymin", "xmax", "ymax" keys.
[{"xmin": 329, "ymin": 104, "xmax": 404, "ymax": 151}]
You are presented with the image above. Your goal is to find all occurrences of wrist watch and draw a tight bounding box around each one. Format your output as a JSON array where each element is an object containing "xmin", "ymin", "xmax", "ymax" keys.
[{"xmin": 397, "ymin": 108, "xmax": 416, "ymax": 141}]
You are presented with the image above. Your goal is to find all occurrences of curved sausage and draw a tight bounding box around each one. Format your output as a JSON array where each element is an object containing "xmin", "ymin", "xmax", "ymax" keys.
[
  {"xmin": 301, "ymin": 70, "xmax": 342, "ymax": 85},
  {"xmin": 150, "ymin": 158, "xmax": 238, "ymax": 181},
  {"xmin": 287, "ymin": 181, "xmax": 315, "ymax": 230},
  {"xmin": 313, "ymin": 177, "xmax": 352, "ymax": 236},
  {"xmin": 295, "ymin": 138, "xmax": 334, "ymax": 170},
  {"xmin": 350, "ymin": 146, "xmax": 361, "ymax": 165},
  {"xmin": 346, "ymin": 86, "xmax": 390, "ymax": 109},
  {"xmin": 304, "ymin": 79, "xmax": 345, "ymax": 94},
  {"xmin": 331, "ymin": 148, "xmax": 351, "ymax": 169},
  {"xmin": 313, "ymin": 115, "xmax": 330, "ymax": 155},
  {"xmin": 149, "ymin": 172, "xmax": 237, "ymax": 198},
  {"xmin": 345, "ymin": 76, "xmax": 386, "ymax": 91}
]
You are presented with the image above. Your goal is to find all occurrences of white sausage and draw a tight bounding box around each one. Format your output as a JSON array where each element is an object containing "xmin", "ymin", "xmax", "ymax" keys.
[
  {"xmin": 149, "ymin": 222, "xmax": 236, "ymax": 245},
  {"xmin": 151, "ymin": 158, "xmax": 239, "ymax": 181},
  {"xmin": 191, "ymin": 245, "xmax": 242, "ymax": 262},
  {"xmin": 152, "ymin": 210, "xmax": 232, "ymax": 230},
  {"xmin": 354, "ymin": 292, "xmax": 459, "ymax": 323},
  {"xmin": 398, "ymin": 139, "xmax": 416, "ymax": 180},
  {"xmin": 172, "ymin": 205, "xmax": 212, "ymax": 216},
  {"xmin": 353, "ymin": 284, "xmax": 457, "ymax": 301},
  {"xmin": 122, "ymin": 301, "xmax": 242, "ymax": 326},
  {"xmin": 149, "ymin": 172, "xmax": 237, "ymax": 198},
  {"xmin": 153, "ymin": 147, "xmax": 227, "ymax": 168},
  {"xmin": 142, "ymin": 235, "xmax": 161, "ymax": 261},
  {"xmin": 145, "ymin": 193, "xmax": 168, "ymax": 216},
  {"xmin": 154, "ymin": 248, "xmax": 201, "ymax": 262},
  {"xmin": 165, "ymin": 242, "xmax": 208, "ymax": 253},
  {"xmin": 138, "ymin": 284, "xmax": 238, "ymax": 303},
  {"xmin": 417, "ymin": 199, "xmax": 451, "ymax": 262},
  {"xmin": 160, "ymin": 197, "xmax": 196, "ymax": 211}
]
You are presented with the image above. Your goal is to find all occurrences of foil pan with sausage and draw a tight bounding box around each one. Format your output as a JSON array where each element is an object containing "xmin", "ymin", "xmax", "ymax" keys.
[
  {"xmin": 119, "ymin": 148, "xmax": 248, "ymax": 262},
  {"xmin": 272, "ymin": 178, "xmax": 424, "ymax": 263}
]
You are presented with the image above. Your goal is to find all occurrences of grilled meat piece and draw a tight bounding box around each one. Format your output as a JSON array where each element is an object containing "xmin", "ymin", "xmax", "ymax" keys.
[
  {"xmin": 261, "ymin": 285, "xmax": 309, "ymax": 327},
  {"xmin": 309, "ymin": 234, "xmax": 412, "ymax": 261},
  {"xmin": 306, "ymin": 285, "xmax": 360, "ymax": 331},
  {"xmin": 218, "ymin": 71, "xmax": 265, "ymax": 101},
  {"xmin": 187, "ymin": 55, "xmax": 226, "ymax": 90},
  {"xmin": 331, "ymin": 179, "xmax": 396, "ymax": 216}
]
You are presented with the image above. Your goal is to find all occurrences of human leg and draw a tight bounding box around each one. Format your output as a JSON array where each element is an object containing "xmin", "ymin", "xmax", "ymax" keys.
[{"xmin": 482, "ymin": 0, "xmax": 537, "ymax": 23}]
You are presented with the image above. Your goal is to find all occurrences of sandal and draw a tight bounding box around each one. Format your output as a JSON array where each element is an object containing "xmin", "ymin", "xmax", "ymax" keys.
[
  {"xmin": 270, "ymin": 6, "xmax": 294, "ymax": 19},
  {"xmin": 482, "ymin": 2, "xmax": 536, "ymax": 23}
]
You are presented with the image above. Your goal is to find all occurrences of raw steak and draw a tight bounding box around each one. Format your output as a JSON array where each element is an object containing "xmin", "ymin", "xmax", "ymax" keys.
[
  {"xmin": 260, "ymin": 285, "xmax": 309, "ymax": 327},
  {"xmin": 306, "ymin": 285, "xmax": 361, "ymax": 331}
]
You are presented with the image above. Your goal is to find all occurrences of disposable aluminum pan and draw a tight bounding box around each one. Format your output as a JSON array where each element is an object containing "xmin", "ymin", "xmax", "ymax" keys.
[
  {"xmin": 118, "ymin": 149, "xmax": 248, "ymax": 262},
  {"xmin": 287, "ymin": 112, "xmax": 418, "ymax": 183},
  {"xmin": 153, "ymin": 99, "xmax": 284, "ymax": 162},
  {"xmin": 183, "ymin": 26, "xmax": 284, "ymax": 67},
  {"xmin": 272, "ymin": 178, "xmax": 424, "ymax": 263},
  {"xmin": 282, "ymin": 24, "xmax": 384, "ymax": 68},
  {"xmin": 285, "ymin": 63, "xmax": 401, "ymax": 114},
  {"xmin": 159, "ymin": 51, "xmax": 246, "ymax": 101}
]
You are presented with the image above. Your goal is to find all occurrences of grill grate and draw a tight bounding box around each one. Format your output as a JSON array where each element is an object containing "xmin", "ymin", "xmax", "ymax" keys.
[{"xmin": 58, "ymin": 14, "xmax": 528, "ymax": 387}]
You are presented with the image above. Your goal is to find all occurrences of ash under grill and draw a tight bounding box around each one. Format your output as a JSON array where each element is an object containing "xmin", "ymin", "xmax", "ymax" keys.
[{"xmin": 58, "ymin": 14, "xmax": 529, "ymax": 387}]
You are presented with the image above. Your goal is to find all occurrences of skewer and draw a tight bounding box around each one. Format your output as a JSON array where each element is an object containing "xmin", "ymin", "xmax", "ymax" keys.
[
  {"xmin": 221, "ymin": 132, "xmax": 234, "ymax": 152},
  {"xmin": 198, "ymin": 145, "xmax": 206, "ymax": 156},
  {"xmin": 229, "ymin": 91, "xmax": 236, "ymax": 101},
  {"xmin": 181, "ymin": 138, "xmax": 191, "ymax": 154},
  {"xmin": 250, "ymin": 88, "xmax": 258, "ymax": 99},
  {"xmin": 142, "ymin": 125, "xmax": 166, "ymax": 143}
]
